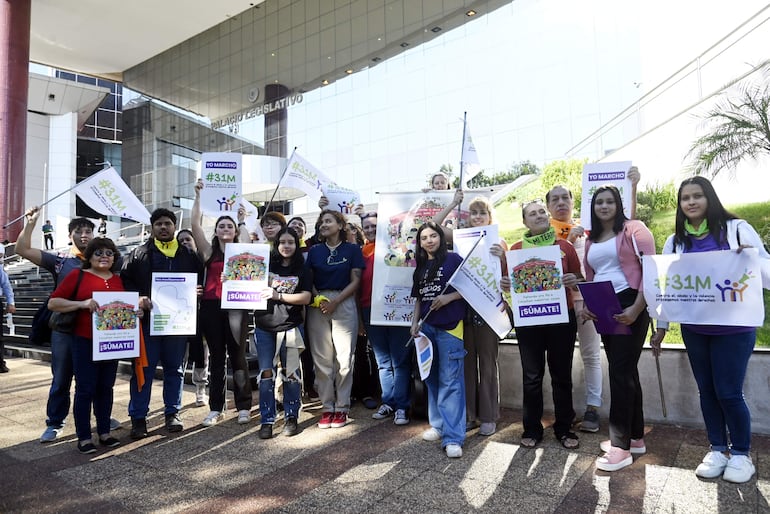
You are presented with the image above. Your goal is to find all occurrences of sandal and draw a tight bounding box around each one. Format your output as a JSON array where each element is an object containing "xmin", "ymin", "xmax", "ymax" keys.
[
  {"xmin": 558, "ymin": 432, "xmax": 580, "ymax": 449},
  {"xmin": 520, "ymin": 437, "xmax": 540, "ymax": 448}
]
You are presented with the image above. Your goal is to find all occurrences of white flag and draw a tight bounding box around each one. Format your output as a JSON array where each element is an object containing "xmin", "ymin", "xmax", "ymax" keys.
[
  {"xmin": 281, "ymin": 152, "xmax": 325, "ymax": 200},
  {"xmin": 461, "ymin": 121, "xmax": 482, "ymax": 186},
  {"xmin": 73, "ymin": 167, "xmax": 151, "ymax": 225}
]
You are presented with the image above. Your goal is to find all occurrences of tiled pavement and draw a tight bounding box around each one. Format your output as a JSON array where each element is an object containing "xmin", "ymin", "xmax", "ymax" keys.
[{"xmin": 2, "ymin": 356, "xmax": 769, "ymax": 513}]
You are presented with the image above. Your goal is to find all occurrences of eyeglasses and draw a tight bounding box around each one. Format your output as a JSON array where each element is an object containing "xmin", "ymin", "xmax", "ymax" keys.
[
  {"xmin": 93, "ymin": 249, "xmax": 115, "ymax": 257},
  {"xmin": 360, "ymin": 212, "xmax": 377, "ymax": 220}
]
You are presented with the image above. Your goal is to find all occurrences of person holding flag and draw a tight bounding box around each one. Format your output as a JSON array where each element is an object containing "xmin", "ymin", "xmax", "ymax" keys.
[
  {"xmin": 502, "ymin": 200, "xmax": 583, "ymax": 450},
  {"xmin": 433, "ymin": 191, "xmax": 506, "ymax": 436},
  {"xmin": 411, "ymin": 221, "xmax": 468, "ymax": 458}
]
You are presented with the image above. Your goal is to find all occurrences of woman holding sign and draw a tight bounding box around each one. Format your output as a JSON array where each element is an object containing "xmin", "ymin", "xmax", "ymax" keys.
[
  {"xmin": 503, "ymin": 200, "xmax": 583, "ymax": 450},
  {"xmin": 650, "ymin": 176, "xmax": 769, "ymax": 483},
  {"xmin": 411, "ymin": 221, "xmax": 467, "ymax": 458},
  {"xmin": 49, "ymin": 238, "xmax": 127, "ymax": 454},
  {"xmin": 192, "ymin": 180, "xmax": 253, "ymax": 427},
  {"xmin": 583, "ymin": 185, "xmax": 655, "ymax": 472},
  {"xmin": 434, "ymin": 191, "xmax": 507, "ymax": 436}
]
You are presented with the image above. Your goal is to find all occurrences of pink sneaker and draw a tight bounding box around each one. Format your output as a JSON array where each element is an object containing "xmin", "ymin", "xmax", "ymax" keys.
[
  {"xmin": 596, "ymin": 447, "xmax": 633, "ymax": 472},
  {"xmin": 318, "ymin": 412, "xmax": 334, "ymax": 429},
  {"xmin": 600, "ymin": 438, "xmax": 646, "ymax": 455}
]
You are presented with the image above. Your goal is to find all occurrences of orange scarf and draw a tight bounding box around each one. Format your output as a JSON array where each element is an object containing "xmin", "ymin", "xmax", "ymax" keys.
[
  {"xmin": 362, "ymin": 242, "xmax": 375, "ymax": 259},
  {"xmin": 550, "ymin": 218, "xmax": 576, "ymax": 241}
]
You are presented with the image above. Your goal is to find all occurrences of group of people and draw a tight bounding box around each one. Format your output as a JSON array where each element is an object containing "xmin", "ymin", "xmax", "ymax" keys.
[{"xmin": 5, "ymin": 170, "xmax": 765, "ymax": 483}]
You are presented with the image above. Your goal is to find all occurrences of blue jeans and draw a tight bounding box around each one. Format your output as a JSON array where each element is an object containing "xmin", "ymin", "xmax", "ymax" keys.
[
  {"xmin": 682, "ymin": 326, "xmax": 755, "ymax": 455},
  {"xmin": 254, "ymin": 327, "xmax": 301, "ymax": 423},
  {"xmin": 363, "ymin": 307, "xmax": 412, "ymax": 411},
  {"xmin": 46, "ymin": 330, "xmax": 74, "ymax": 428},
  {"xmin": 128, "ymin": 329, "xmax": 187, "ymax": 419},
  {"xmin": 71, "ymin": 336, "xmax": 118, "ymax": 441},
  {"xmin": 422, "ymin": 322, "xmax": 466, "ymax": 448}
]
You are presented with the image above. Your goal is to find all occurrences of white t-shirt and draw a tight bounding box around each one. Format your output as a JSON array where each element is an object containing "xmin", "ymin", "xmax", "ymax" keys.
[{"xmin": 587, "ymin": 238, "xmax": 629, "ymax": 293}]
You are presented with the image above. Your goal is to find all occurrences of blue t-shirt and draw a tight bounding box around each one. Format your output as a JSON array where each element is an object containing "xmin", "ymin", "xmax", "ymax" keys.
[
  {"xmin": 411, "ymin": 252, "xmax": 466, "ymax": 330},
  {"xmin": 306, "ymin": 242, "xmax": 365, "ymax": 291}
]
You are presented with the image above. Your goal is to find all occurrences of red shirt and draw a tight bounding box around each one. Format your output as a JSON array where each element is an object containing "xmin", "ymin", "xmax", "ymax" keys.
[
  {"xmin": 50, "ymin": 269, "xmax": 125, "ymax": 339},
  {"xmin": 203, "ymin": 258, "xmax": 224, "ymax": 300}
]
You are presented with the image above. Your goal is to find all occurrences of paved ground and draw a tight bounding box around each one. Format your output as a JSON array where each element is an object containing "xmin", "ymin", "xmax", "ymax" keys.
[{"xmin": 2, "ymin": 355, "xmax": 770, "ymax": 513}]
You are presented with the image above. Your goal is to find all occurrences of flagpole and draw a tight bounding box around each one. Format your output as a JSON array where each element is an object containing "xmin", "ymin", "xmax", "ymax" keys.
[
  {"xmin": 263, "ymin": 146, "xmax": 298, "ymax": 215},
  {"xmin": 406, "ymin": 230, "xmax": 486, "ymax": 346},
  {"xmin": 456, "ymin": 112, "xmax": 468, "ymax": 220},
  {"xmin": 2, "ymin": 162, "xmax": 113, "ymax": 229},
  {"xmin": 650, "ymin": 318, "xmax": 667, "ymax": 417}
]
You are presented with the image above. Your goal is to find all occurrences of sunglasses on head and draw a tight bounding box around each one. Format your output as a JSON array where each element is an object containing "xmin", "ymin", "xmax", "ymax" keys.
[
  {"xmin": 93, "ymin": 249, "xmax": 115, "ymax": 257},
  {"xmin": 360, "ymin": 212, "xmax": 377, "ymax": 220}
]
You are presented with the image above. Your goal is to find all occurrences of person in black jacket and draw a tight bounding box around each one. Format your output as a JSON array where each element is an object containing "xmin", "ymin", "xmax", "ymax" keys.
[{"xmin": 121, "ymin": 208, "xmax": 203, "ymax": 439}]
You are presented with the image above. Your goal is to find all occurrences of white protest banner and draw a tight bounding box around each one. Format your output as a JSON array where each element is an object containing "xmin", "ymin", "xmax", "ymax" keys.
[
  {"xmin": 200, "ymin": 152, "xmax": 242, "ymax": 217},
  {"xmin": 579, "ymin": 161, "xmax": 632, "ymax": 230},
  {"xmin": 643, "ymin": 249, "xmax": 765, "ymax": 326},
  {"xmin": 371, "ymin": 189, "xmax": 496, "ymax": 326},
  {"xmin": 72, "ymin": 167, "xmax": 151, "ymax": 224},
  {"xmin": 150, "ymin": 273, "xmax": 198, "ymax": 336},
  {"xmin": 448, "ymin": 225, "xmax": 512, "ymax": 338},
  {"xmin": 92, "ymin": 291, "xmax": 140, "ymax": 361},
  {"xmin": 281, "ymin": 152, "xmax": 325, "ymax": 200},
  {"xmin": 506, "ymin": 245, "xmax": 569, "ymax": 327},
  {"xmin": 322, "ymin": 182, "xmax": 362, "ymax": 215},
  {"xmin": 220, "ymin": 242, "xmax": 270, "ymax": 310}
]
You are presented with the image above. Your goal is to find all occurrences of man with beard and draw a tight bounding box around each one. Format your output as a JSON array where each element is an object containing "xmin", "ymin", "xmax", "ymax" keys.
[
  {"xmin": 121, "ymin": 208, "xmax": 203, "ymax": 438},
  {"xmin": 17, "ymin": 208, "xmax": 122, "ymax": 441}
]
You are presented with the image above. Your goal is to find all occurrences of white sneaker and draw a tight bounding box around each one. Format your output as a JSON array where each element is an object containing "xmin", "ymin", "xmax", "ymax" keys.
[
  {"xmin": 722, "ymin": 454, "xmax": 755, "ymax": 483},
  {"xmin": 195, "ymin": 384, "xmax": 208, "ymax": 407},
  {"xmin": 394, "ymin": 409, "xmax": 410, "ymax": 426},
  {"xmin": 422, "ymin": 427, "xmax": 442, "ymax": 442},
  {"xmin": 600, "ymin": 438, "xmax": 646, "ymax": 455},
  {"xmin": 202, "ymin": 411, "xmax": 224, "ymax": 427},
  {"xmin": 445, "ymin": 444, "xmax": 463, "ymax": 458},
  {"xmin": 695, "ymin": 450, "xmax": 729, "ymax": 479},
  {"xmin": 237, "ymin": 410, "xmax": 251, "ymax": 425}
]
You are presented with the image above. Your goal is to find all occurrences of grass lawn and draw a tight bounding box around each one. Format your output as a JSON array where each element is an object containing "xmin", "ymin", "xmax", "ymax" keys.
[{"xmin": 493, "ymin": 178, "xmax": 770, "ymax": 346}]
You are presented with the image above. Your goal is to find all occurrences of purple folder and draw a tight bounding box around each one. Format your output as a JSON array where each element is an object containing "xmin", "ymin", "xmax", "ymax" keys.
[{"xmin": 577, "ymin": 281, "xmax": 632, "ymax": 335}]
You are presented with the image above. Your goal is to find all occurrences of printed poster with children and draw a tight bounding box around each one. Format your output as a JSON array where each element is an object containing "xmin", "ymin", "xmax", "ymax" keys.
[
  {"xmin": 506, "ymin": 245, "xmax": 569, "ymax": 327},
  {"xmin": 92, "ymin": 291, "xmax": 140, "ymax": 361},
  {"xmin": 220, "ymin": 242, "xmax": 270, "ymax": 310}
]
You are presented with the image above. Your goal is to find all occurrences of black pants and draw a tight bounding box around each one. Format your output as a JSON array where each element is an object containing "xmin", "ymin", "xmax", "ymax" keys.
[
  {"xmin": 44, "ymin": 234, "xmax": 53, "ymax": 249},
  {"xmin": 516, "ymin": 309, "xmax": 577, "ymax": 440},
  {"xmin": 602, "ymin": 288, "xmax": 649, "ymax": 450},
  {"xmin": 199, "ymin": 300, "xmax": 252, "ymax": 412}
]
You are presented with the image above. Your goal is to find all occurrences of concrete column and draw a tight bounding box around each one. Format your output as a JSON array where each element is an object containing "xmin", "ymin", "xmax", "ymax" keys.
[
  {"xmin": 263, "ymin": 84, "xmax": 289, "ymax": 158},
  {"xmin": 0, "ymin": 0, "xmax": 31, "ymax": 241}
]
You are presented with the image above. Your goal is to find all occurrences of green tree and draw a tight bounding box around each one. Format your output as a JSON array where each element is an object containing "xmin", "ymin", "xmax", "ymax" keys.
[{"xmin": 688, "ymin": 61, "xmax": 770, "ymax": 178}]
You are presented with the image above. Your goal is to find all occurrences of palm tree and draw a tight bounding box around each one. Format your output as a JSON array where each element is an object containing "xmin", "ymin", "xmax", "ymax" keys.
[{"xmin": 688, "ymin": 61, "xmax": 770, "ymax": 178}]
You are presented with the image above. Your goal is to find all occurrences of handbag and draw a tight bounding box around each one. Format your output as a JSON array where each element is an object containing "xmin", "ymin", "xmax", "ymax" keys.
[{"xmin": 48, "ymin": 270, "xmax": 85, "ymax": 334}]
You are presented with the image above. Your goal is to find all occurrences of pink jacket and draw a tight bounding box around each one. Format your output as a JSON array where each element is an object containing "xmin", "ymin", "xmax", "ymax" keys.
[{"xmin": 584, "ymin": 219, "xmax": 655, "ymax": 291}]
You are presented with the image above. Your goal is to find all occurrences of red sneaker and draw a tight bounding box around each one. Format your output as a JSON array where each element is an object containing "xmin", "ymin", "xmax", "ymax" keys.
[
  {"xmin": 330, "ymin": 411, "xmax": 348, "ymax": 428},
  {"xmin": 318, "ymin": 411, "xmax": 334, "ymax": 429}
]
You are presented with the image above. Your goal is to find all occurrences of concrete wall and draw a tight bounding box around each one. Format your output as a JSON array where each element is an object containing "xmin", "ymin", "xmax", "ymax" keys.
[{"xmin": 498, "ymin": 343, "xmax": 770, "ymax": 434}]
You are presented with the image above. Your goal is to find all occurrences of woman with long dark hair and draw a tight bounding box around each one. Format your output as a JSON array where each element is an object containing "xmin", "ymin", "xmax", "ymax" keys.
[
  {"xmin": 254, "ymin": 226, "xmax": 312, "ymax": 439},
  {"xmin": 650, "ymin": 176, "xmax": 769, "ymax": 483},
  {"xmin": 305, "ymin": 210, "xmax": 365, "ymax": 429},
  {"xmin": 411, "ymin": 221, "xmax": 467, "ymax": 458},
  {"xmin": 583, "ymin": 185, "xmax": 655, "ymax": 472},
  {"xmin": 192, "ymin": 180, "xmax": 253, "ymax": 427}
]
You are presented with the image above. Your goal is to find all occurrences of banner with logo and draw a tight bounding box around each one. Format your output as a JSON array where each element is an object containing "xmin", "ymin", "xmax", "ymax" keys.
[
  {"xmin": 92, "ymin": 292, "xmax": 140, "ymax": 361},
  {"xmin": 72, "ymin": 167, "xmax": 151, "ymax": 225},
  {"xmin": 371, "ymin": 189, "xmax": 494, "ymax": 326},
  {"xmin": 220, "ymin": 243, "xmax": 270, "ymax": 310},
  {"xmin": 448, "ymin": 225, "xmax": 512, "ymax": 338},
  {"xmin": 200, "ymin": 152, "xmax": 243, "ymax": 217},
  {"xmin": 579, "ymin": 161, "xmax": 632, "ymax": 230},
  {"xmin": 281, "ymin": 152, "xmax": 361, "ymax": 212},
  {"xmin": 642, "ymin": 249, "xmax": 765, "ymax": 326},
  {"xmin": 506, "ymin": 245, "xmax": 569, "ymax": 327}
]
